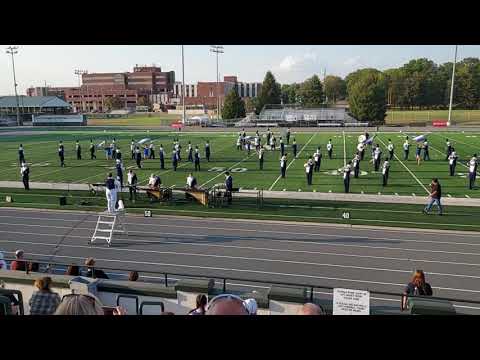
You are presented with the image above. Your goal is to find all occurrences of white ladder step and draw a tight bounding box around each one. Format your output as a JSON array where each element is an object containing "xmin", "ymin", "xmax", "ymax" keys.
[
  {"xmin": 95, "ymin": 229, "xmax": 113, "ymax": 232},
  {"xmin": 98, "ymin": 221, "xmax": 115, "ymax": 225},
  {"xmin": 92, "ymin": 236, "xmax": 110, "ymax": 240}
]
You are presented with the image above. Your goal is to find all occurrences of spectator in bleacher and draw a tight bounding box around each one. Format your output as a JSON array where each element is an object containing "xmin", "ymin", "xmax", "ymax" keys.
[
  {"xmin": 188, "ymin": 294, "xmax": 207, "ymax": 315},
  {"xmin": 0, "ymin": 251, "xmax": 7, "ymax": 270},
  {"xmin": 128, "ymin": 271, "xmax": 139, "ymax": 281},
  {"xmin": 297, "ymin": 303, "xmax": 323, "ymax": 315},
  {"xmin": 55, "ymin": 294, "xmax": 104, "ymax": 315},
  {"xmin": 401, "ymin": 270, "xmax": 433, "ymax": 311},
  {"xmin": 206, "ymin": 294, "xmax": 249, "ymax": 315},
  {"xmin": 66, "ymin": 265, "xmax": 80, "ymax": 276},
  {"xmin": 10, "ymin": 250, "xmax": 26, "ymax": 271},
  {"xmin": 0, "ymin": 280, "xmax": 20, "ymax": 315},
  {"xmin": 84, "ymin": 258, "xmax": 109, "ymax": 279},
  {"xmin": 28, "ymin": 262, "xmax": 39, "ymax": 273},
  {"xmin": 244, "ymin": 298, "xmax": 258, "ymax": 315},
  {"xmin": 29, "ymin": 277, "xmax": 61, "ymax": 315}
]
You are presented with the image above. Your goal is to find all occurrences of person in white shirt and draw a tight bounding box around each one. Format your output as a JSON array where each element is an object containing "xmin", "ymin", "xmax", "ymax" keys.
[
  {"xmin": 373, "ymin": 145, "xmax": 382, "ymax": 172},
  {"xmin": 382, "ymin": 158, "xmax": 390, "ymax": 186},
  {"xmin": 127, "ymin": 170, "xmax": 138, "ymax": 202},
  {"xmin": 186, "ymin": 173, "xmax": 198, "ymax": 189},
  {"xmin": 448, "ymin": 149, "xmax": 458, "ymax": 176},
  {"xmin": 469, "ymin": 154, "xmax": 477, "ymax": 189},
  {"xmin": 387, "ymin": 139, "xmax": 394, "ymax": 160},
  {"xmin": 20, "ymin": 162, "xmax": 30, "ymax": 190},
  {"xmin": 357, "ymin": 142, "xmax": 365, "ymax": 161},
  {"xmin": 326, "ymin": 140, "xmax": 333, "ymax": 159},
  {"xmin": 343, "ymin": 161, "xmax": 352, "ymax": 193},
  {"xmin": 104, "ymin": 173, "xmax": 117, "ymax": 213},
  {"xmin": 236, "ymin": 137, "xmax": 242, "ymax": 151},
  {"xmin": 270, "ymin": 136, "xmax": 276, "ymax": 151},
  {"xmin": 258, "ymin": 147, "xmax": 265, "ymax": 170},
  {"xmin": 280, "ymin": 154, "xmax": 287, "ymax": 178},
  {"xmin": 148, "ymin": 174, "xmax": 161, "ymax": 189},
  {"xmin": 314, "ymin": 147, "xmax": 322, "ymax": 172},
  {"xmin": 304, "ymin": 157, "xmax": 314, "ymax": 185},
  {"xmin": 403, "ymin": 138, "xmax": 410, "ymax": 160}
]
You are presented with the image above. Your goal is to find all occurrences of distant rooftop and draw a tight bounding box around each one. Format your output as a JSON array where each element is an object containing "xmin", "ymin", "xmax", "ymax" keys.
[{"xmin": 0, "ymin": 96, "xmax": 71, "ymax": 108}]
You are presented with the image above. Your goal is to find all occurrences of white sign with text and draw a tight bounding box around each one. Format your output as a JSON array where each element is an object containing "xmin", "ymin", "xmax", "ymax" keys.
[{"xmin": 333, "ymin": 288, "xmax": 370, "ymax": 315}]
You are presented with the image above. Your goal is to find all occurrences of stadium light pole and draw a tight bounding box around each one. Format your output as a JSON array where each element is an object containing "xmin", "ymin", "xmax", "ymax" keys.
[
  {"xmin": 210, "ymin": 45, "xmax": 224, "ymax": 121},
  {"xmin": 182, "ymin": 45, "xmax": 186, "ymax": 124},
  {"xmin": 6, "ymin": 46, "xmax": 21, "ymax": 126},
  {"xmin": 447, "ymin": 45, "xmax": 458, "ymax": 127}
]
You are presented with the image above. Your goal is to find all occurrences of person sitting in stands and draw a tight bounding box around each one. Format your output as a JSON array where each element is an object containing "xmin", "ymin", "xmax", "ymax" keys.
[
  {"xmin": 29, "ymin": 277, "xmax": 61, "ymax": 315},
  {"xmin": 84, "ymin": 257, "xmax": 109, "ymax": 279},
  {"xmin": 128, "ymin": 271, "xmax": 139, "ymax": 281},
  {"xmin": 401, "ymin": 270, "xmax": 433, "ymax": 311},
  {"xmin": 66, "ymin": 265, "xmax": 80, "ymax": 276},
  {"xmin": 188, "ymin": 294, "xmax": 207, "ymax": 315},
  {"xmin": 55, "ymin": 293, "xmax": 126, "ymax": 315},
  {"xmin": 10, "ymin": 249, "xmax": 26, "ymax": 271},
  {"xmin": 297, "ymin": 302, "xmax": 323, "ymax": 315}
]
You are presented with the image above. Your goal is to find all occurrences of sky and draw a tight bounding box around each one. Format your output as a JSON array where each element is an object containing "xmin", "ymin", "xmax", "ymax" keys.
[{"xmin": 1, "ymin": 45, "xmax": 479, "ymax": 96}]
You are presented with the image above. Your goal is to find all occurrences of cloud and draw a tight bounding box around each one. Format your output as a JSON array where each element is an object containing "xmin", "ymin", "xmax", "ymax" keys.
[
  {"xmin": 273, "ymin": 52, "xmax": 324, "ymax": 83},
  {"xmin": 343, "ymin": 56, "xmax": 362, "ymax": 67}
]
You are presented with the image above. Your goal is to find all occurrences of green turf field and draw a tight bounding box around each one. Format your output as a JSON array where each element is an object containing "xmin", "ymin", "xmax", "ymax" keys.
[
  {"xmin": 385, "ymin": 109, "xmax": 480, "ymax": 125},
  {"xmin": 87, "ymin": 113, "xmax": 179, "ymax": 127},
  {"xmin": 1, "ymin": 129, "xmax": 479, "ymax": 199}
]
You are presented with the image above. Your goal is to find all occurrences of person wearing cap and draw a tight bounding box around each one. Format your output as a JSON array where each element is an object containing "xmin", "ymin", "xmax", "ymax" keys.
[
  {"xmin": 258, "ymin": 146, "xmax": 265, "ymax": 170},
  {"xmin": 10, "ymin": 250, "xmax": 26, "ymax": 271},
  {"xmin": 373, "ymin": 144, "xmax": 382, "ymax": 172},
  {"xmin": 382, "ymin": 157, "xmax": 390, "ymax": 187},
  {"xmin": 314, "ymin": 147, "xmax": 322, "ymax": 172},
  {"xmin": 286, "ymin": 127, "xmax": 291, "ymax": 145},
  {"xmin": 403, "ymin": 137, "xmax": 410, "ymax": 160},
  {"xmin": 280, "ymin": 153, "xmax": 288, "ymax": 178},
  {"xmin": 387, "ymin": 139, "xmax": 394, "ymax": 160},
  {"xmin": 343, "ymin": 160, "xmax": 352, "ymax": 193},
  {"xmin": 75, "ymin": 140, "xmax": 82, "ymax": 160},
  {"xmin": 445, "ymin": 139, "xmax": 452, "ymax": 160},
  {"xmin": 130, "ymin": 139, "xmax": 136, "ymax": 160},
  {"xmin": 187, "ymin": 141, "xmax": 193, "ymax": 162},
  {"xmin": 423, "ymin": 139, "xmax": 430, "ymax": 161},
  {"xmin": 127, "ymin": 169, "xmax": 138, "ymax": 202},
  {"xmin": 448, "ymin": 148, "xmax": 458, "ymax": 176},
  {"xmin": 84, "ymin": 258, "xmax": 109, "ymax": 279},
  {"xmin": 105, "ymin": 173, "xmax": 117, "ymax": 213},
  {"xmin": 353, "ymin": 153, "xmax": 360, "ymax": 178},
  {"xmin": 468, "ymin": 154, "xmax": 478, "ymax": 190},
  {"xmin": 225, "ymin": 171, "xmax": 233, "ymax": 204},
  {"xmin": 194, "ymin": 146, "xmax": 201, "ymax": 171},
  {"xmin": 280, "ymin": 137, "xmax": 285, "ymax": 156},
  {"xmin": 304, "ymin": 156, "xmax": 314, "ymax": 185},
  {"xmin": 172, "ymin": 149, "xmax": 179, "ymax": 171},
  {"xmin": 20, "ymin": 161, "xmax": 30, "ymax": 190},
  {"xmin": 326, "ymin": 139, "xmax": 333, "ymax": 159},
  {"xmin": 243, "ymin": 298, "xmax": 258, "ymax": 315},
  {"xmin": 0, "ymin": 251, "xmax": 8, "ymax": 270},
  {"xmin": 116, "ymin": 148, "xmax": 122, "ymax": 161}
]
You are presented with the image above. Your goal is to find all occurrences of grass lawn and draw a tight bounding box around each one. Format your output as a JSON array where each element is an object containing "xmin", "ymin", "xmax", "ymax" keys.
[
  {"xmin": 2, "ymin": 128, "xmax": 479, "ymax": 198},
  {"xmin": 385, "ymin": 109, "xmax": 480, "ymax": 125},
  {"xmin": 87, "ymin": 113, "xmax": 180, "ymax": 127}
]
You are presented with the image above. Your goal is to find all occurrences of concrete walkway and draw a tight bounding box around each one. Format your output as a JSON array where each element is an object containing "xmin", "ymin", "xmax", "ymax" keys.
[{"xmin": 1, "ymin": 180, "xmax": 480, "ymax": 207}]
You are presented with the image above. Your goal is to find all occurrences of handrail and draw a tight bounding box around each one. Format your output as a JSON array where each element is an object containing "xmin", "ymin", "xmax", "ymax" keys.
[{"xmin": 2, "ymin": 257, "xmax": 480, "ymax": 307}]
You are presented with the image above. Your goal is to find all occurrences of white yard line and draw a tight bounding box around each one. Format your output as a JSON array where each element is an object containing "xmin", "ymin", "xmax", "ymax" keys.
[
  {"xmin": 343, "ymin": 130, "xmax": 347, "ymax": 167},
  {"xmin": 200, "ymin": 153, "xmax": 254, "ymax": 188},
  {"xmin": 377, "ymin": 136, "xmax": 430, "ymax": 194}
]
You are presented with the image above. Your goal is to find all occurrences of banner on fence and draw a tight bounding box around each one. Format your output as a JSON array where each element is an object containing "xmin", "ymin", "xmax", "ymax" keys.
[{"xmin": 432, "ymin": 120, "xmax": 448, "ymax": 127}]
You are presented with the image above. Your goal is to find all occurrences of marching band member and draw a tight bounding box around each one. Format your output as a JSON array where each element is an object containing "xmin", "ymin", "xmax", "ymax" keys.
[
  {"xmin": 90, "ymin": 140, "xmax": 96, "ymax": 160},
  {"xmin": 172, "ymin": 149, "xmax": 179, "ymax": 171},
  {"xmin": 246, "ymin": 140, "xmax": 251, "ymax": 155},
  {"xmin": 135, "ymin": 146, "xmax": 142, "ymax": 169},
  {"xmin": 373, "ymin": 144, "xmax": 382, "ymax": 172},
  {"xmin": 280, "ymin": 153, "xmax": 287, "ymax": 178},
  {"xmin": 186, "ymin": 173, "xmax": 198, "ymax": 189},
  {"xmin": 20, "ymin": 162, "xmax": 30, "ymax": 190},
  {"xmin": 224, "ymin": 171, "xmax": 233, "ymax": 204},
  {"xmin": 270, "ymin": 135, "xmax": 276, "ymax": 151},
  {"xmin": 111, "ymin": 140, "xmax": 117, "ymax": 160},
  {"xmin": 326, "ymin": 139, "xmax": 333, "ymax": 159},
  {"xmin": 105, "ymin": 143, "xmax": 112, "ymax": 160},
  {"xmin": 176, "ymin": 140, "xmax": 182, "ymax": 161},
  {"xmin": 18, "ymin": 144, "xmax": 25, "ymax": 165},
  {"xmin": 403, "ymin": 138, "xmax": 410, "ymax": 160},
  {"xmin": 148, "ymin": 173, "xmax": 161, "ymax": 190},
  {"xmin": 115, "ymin": 159, "xmax": 124, "ymax": 188},
  {"xmin": 127, "ymin": 169, "xmax": 138, "ymax": 202},
  {"xmin": 357, "ymin": 142, "xmax": 365, "ymax": 161},
  {"xmin": 75, "ymin": 140, "xmax": 82, "ymax": 160},
  {"xmin": 292, "ymin": 138, "xmax": 298, "ymax": 158},
  {"xmin": 353, "ymin": 153, "xmax": 360, "ymax": 178},
  {"xmin": 382, "ymin": 157, "xmax": 390, "ymax": 186},
  {"xmin": 286, "ymin": 128, "xmax": 291, "ymax": 145},
  {"xmin": 445, "ymin": 139, "xmax": 452, "ymax": 160},
  {"xmin": 415, "ymin": 144, "xmax": 422, "ymax": 165},
  {"xmin": 58, "ymin": 141, "xmax": 65, "ymax": 167},
  {"xmin": 254, "ymin": 135, "xmax": 260, "ymax": 152},
  {"xmin": 423, "ymin": 139, "xmax": 430, "ymax": 161},
  {"xmin": 187, "ymin": 141, "xmax": 193, "ymax": 162},
  {"xmin": 259, "ymin": 146, "xmax": 265, "ymax": 170},
  {"xmin": 469, "ymin": 154, "xmax": 478, "ymax": 190},
  {"xmin": 280, "ymin": 137, "xmax": 285, "ymax": 156},
  {"xmin": 105, "ymin": 173, "xmax": 117, "ymax": 213},
  {"xmin": 266, "ymin": 128, "xmax": 271, "ymax": 146},
  {"xmin": 236, "ymin": 136, "xmax": 242, "ymax": 151},
  {"xmin": 149, "ymin": 142, "xmax": 155, "ymax": 159},
  {"xmin": 159, "ymin": 144, "xmax": 165, "ymax": 169},
  {"xmin": 448, "ymin": 148, "xmax": 458, "ymax": 176},
  {"xmin": 205, "ymin": 140, "xmax": 211, "ymax": 162},
  {"xmin": 115, "ymin": 148, "xmax": 122, "ymax": 161},
  {"xmin": 131, "ymin": 139, "xmax": 135, "ymax": 160},
  {"xmin": 304, "ymin": 156, "xmax": 314, "ymax": 186},
  {"xmin": 343, "ymin": 161, "xmax": 352, "ymax": 193},
  {"xmin": 194, "ymin": 146, "xmax": 201, "ymax": 171},
  {"xmin": 387, "ymin": 139, "xmax": 394, "ymax": 160},
  {"xmin": 314, "ymin": 147, "xmax": 322, "ymax": 172}
]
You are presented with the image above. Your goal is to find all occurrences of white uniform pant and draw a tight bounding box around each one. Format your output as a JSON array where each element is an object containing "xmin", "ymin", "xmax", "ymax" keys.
[{"xmin": 106, "ymin": 189, "xmax": 117, "ymax": 213}]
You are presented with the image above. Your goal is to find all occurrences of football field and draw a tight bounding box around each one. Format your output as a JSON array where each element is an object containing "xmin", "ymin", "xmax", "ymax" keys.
[{"xmin": 1, "ymin": 129, "xmax": 479, "ymax": 199}]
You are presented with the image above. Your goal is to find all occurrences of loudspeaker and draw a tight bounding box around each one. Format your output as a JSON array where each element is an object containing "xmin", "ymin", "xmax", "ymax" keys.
[{"xmin": 59, "ymin": 196, "xmax": 67, "ymax": 206}]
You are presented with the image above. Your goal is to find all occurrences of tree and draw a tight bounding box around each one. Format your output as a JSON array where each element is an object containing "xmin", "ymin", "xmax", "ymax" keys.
[
  {"xmin": 222, "ymin": 86, "xmax": 246, "ymax": 119},
  {"xmin": 347, "ymin": 69, "xmax": 387, "ymax": 125},
  {"xmin": 297, "ymin": 75, "xmax": 324, "ymax": 107},
  {"xmin": 255, "ymin": 71, "xmax": 281, "ymax": 114},
  {"xmin": 454, "ymin": 58, "xmax": 480, "ymax": 109},
  {"xmin": 323, "ymin": 75, "xmax": 346, "ymax": 104},
  {"xmin": 104, "ymin": 96, "xmax": 124, "ymax": 111},
  {"xmin": 244, "ymin": 97, "xmax": 256, "ymax": 113},
  {"xmin": 281, "ymin": 83, "xmax": 300, "ymax": 104}
]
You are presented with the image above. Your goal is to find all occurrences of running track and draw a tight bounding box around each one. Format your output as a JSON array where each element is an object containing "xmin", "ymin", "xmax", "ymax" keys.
[{"xmin": 1, "ymin": 207, "xmax": 480, "ymax": 314}]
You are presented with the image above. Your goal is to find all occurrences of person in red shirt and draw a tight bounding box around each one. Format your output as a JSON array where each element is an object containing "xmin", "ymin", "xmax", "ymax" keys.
[{"xmin": 10, "ymin": 249, "xmax": 26, "ymax": 271}]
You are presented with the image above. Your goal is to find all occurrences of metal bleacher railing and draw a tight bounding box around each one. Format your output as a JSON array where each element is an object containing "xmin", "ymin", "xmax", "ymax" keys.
[{"xmin": 3, "ymin": 257, "xmax": 480, "ymax": 313}]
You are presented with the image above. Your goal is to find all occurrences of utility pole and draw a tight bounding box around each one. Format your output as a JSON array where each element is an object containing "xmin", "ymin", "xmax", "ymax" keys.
[
  {"xmin": 447, "ymin": 45, "xmax": 458, "ymax": 127},
  {"xmin": 74, "ymin": 69, "xmax": 87, "ymax": 112},
  {"xmin": 182, "ymin": 45, "xmax": 186, "ymax": 124},
  {"xmin": 6, "ymin": 46, "xmax": 21, "ymax": 126},
  {"xmin": 210, "ymin": 45, "xmax": 224, "ymax": 121}
]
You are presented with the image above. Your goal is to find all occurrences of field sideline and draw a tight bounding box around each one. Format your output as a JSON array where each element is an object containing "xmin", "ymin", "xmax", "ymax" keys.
[{"xmin": 1, "ymin": 129, "xmax": 479, "ymax": 199}]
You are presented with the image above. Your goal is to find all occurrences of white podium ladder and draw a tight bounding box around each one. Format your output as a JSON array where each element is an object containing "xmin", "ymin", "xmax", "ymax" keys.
[{"xmin": 89, "ymin": 211, "xmax": 127, "ymax": 247}]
